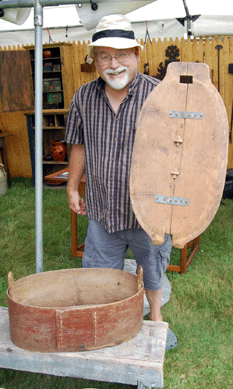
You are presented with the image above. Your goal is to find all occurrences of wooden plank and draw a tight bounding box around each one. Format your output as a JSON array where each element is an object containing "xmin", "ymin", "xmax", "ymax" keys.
[
  {"xmin": 186, "ymin": 37, "xmax": 193, "ymax": 62},
  {"xmin": 211, "ymin": 37, "xmax": 218, "ymax": 91},
  {"xmin": 72, "ymin": 41, "xmax": 82, "ymax": 92},
  {"xmin": 204, "ymin": 38, "xmax": 211, "ymax": 75},
  {"xmin": 150, "ymin": 39, "xmax": 158, "ymax": 76},
  {"xmin": 222, "ymin": 37, "xmax": 230, "ymax": 138},
  {"xmin": 0, "ymin": 50, "xmax": 34, "ymax": 112},
  {"xmin": 130, "ymin": 62, "xmax": 188, "ymax": 246},
  {"xmin": 171, "ymin": 62, "xmax": 228, "ymax": 247},
  {"xmin": 0, "ymin": 307, "xmax": 167, "ymax": 388},
  {"xmin": 130, "ymin": 62, "xmax": 228, "ymax": 248},
  {"xmin": 192, "ymin": 37, "xmax": 199, "ymax": 63},
  {"xmin": 198, "ymin": 38, "xmax": 204, "ymax": 64},
  {"xmin": 0, "ymin": 108, "xmax": 32, "ymax": 177},
  {"xmin": 138, "ymin": 38, "xmax": 145, "ymax": 74},
  {"xmin": 61, "ymin": 45, "xmax": 76, "ymax": 108}
]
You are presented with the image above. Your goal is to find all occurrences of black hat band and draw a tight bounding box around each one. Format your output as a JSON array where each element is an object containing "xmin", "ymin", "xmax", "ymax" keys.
[{"xmin": 92, "ymin": 29, "xmax": 135, "ymax": 42}]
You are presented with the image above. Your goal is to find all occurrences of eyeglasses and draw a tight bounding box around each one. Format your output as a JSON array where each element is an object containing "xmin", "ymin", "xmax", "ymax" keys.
[{"xmin": 95, "ymin": 51, "xmax": 131, "ymax": 66}]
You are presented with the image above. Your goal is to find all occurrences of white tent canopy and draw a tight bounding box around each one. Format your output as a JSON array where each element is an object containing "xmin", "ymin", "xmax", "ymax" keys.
[
  {"xmin": 0, "ymin": 0, "xmax": 233, "ymax": 47},
  {"xmin": 0, "ymin": 18, "xmax": 186, "ymax": 47}
]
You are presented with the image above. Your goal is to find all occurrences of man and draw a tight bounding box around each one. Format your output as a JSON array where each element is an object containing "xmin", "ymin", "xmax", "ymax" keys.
[{"xmin": 66, "ymin": 14, "xmax": 172, "ymax": 322}]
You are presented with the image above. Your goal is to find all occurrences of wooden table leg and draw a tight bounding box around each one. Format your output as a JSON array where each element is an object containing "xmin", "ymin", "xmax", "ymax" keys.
[
  {"xmin": 180, "ymin": 242, "xmax": 188, "ymax": 274},
  {"xmin": 167, "ymin": 236, "xmax": 200, "ymax": 274},
  {"xmin": 185, "ymin": 235, "xmax": 200, "ymax": 271}
]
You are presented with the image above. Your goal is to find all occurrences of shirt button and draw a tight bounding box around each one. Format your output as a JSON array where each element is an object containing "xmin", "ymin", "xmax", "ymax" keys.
[
  {"xmin": 110, "ymin": 197, "xmax": 113, "ymax": 200},
  {"xmin": 110, "ymin": 178, "xmax": 113, "ymax": 181},
  {"xmin": 114, "ymin": 138, "xmax": 117, "ymax": 141},
  {"xmin": 112, "ymin": 158, "xmax": 115, "ymax": 161}
]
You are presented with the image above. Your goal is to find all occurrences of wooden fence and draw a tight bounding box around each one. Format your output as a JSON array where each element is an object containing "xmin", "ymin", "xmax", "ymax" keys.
[{"xmin": 1, "ymin": 36, "xmax": 233, "ymax": 177}]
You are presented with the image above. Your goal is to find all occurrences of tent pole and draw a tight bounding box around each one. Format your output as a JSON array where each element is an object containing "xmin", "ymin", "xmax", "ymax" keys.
[
  {"xmin": 34, "ymin": 0, "xmax": 43, "ymax": 273},
  {"xmin": 182, "ymin": 0, "xmax": 191, "ymax": 37}
]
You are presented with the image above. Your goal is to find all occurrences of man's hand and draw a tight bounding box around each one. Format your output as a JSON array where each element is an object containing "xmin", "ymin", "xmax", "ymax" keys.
[
  {"xmin": 66, "ymin": 144, "xmax": 85, "ymax": 215},
  {"xmin": 68, "ymin": 189, "xmax": 86, "ymax": 215}
]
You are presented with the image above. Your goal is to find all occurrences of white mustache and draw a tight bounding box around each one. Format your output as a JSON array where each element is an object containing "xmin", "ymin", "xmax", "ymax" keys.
[{"xmin": 104, "ymin": 66, "xmax": 127, "ymax": 75}]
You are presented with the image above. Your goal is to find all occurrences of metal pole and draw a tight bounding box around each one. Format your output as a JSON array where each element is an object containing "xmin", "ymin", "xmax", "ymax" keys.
[
  {"xmin": 182, "ymin": 0, "xmax": 191, "ymax": 37},
  {"xmin": 34, "ymin": 0, "xmax": 43, "ymax": 273}
]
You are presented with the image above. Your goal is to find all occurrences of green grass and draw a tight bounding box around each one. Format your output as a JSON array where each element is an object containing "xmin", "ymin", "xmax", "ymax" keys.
[{"xmin": 0, "ymin": 178, "xmax": 233, "ymax": 388}]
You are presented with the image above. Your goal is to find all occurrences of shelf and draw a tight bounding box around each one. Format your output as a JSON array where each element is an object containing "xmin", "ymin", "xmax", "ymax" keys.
[
  {"xmin": 43, "ymin": 70, "xmax": 62, "ymax": 75},
  {"xmin": 25, "ymin": 109, "xmax": 69, "ymax": 115},
  {"xmin": 43, "ymin": 57, "xmax": 61, "ymax": 61},
  {"xmin": 30, "ymin": 56, "xmax": 62, "ymax": 61},
  {"xmin": 44, "ymin": 127, "xmax": 66, "ymax": 130},
  {"xmin": 43, "ymin": 90, "xmax": 63, "ymax": 94},
  {"xmin": 43, "ymin": 161, "xmax": 68, "ymax": 165},
  {"xmin": 33, "ymin": 127, "xmax": 66, "ymax": 130},
  {"xmin": 32, "ymin": 71, "xmax": 62, "ymax": 75}
]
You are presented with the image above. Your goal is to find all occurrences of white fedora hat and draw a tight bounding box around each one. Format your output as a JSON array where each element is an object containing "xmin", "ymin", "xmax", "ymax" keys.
[{"xmin": 87, "ymin": 14, "xmax": 143, "ymax": 56}]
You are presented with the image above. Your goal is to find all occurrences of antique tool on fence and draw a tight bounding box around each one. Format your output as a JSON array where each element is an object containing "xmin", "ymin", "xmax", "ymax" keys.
[
  {"xmin": 215, "ymin": 44, "xmax": 223, "ymax": 93},
  {"xmin": 228, "ymin": 63, "xmax": 233, "ymax": 143},
  {"xmin": 130, "ymin": 62, "xmax": 228, "ymax": 249},
  {"xmin": 229, "ymin": 105, "xmax": 233, "ymax": 144},
  {"xmin": 7, "ymin": 267, "xmax": 144, "ymax": 352}
]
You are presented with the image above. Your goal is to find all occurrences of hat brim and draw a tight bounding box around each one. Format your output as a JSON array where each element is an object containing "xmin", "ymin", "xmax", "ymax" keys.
[{"xmin": 87, "ymin": 37, "xmax": 143, "ymax": 56}]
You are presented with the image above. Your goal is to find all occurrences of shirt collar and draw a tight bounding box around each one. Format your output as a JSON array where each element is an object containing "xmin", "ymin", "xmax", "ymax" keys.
[
  {"xmin": 96, "ymin": 76, "xmax": 105, "ymax": 91},
  {"xmin": 128, "ymin": 70, "xmax": 140, "ymax": 95}
]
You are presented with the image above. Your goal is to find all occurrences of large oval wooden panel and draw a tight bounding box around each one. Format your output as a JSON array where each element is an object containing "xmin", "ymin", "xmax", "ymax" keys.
[{"xmin": 130, "ymin": 62, "xmax": 228, "ymax": 248}]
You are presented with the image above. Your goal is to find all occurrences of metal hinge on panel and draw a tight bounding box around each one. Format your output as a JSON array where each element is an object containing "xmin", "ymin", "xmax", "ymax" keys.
[
  {"xmin": 171, "ymin": 169, "xmax": 180, "ymax": 179},
  {"xmin": 154, "ymin": 195, "xmax": 189, "ymax": 206},
  {"xmin": 169, "ymin": 111, "xmax": 204, "ymax": 119},
  {"xmin": 174, "ymin": 136, "xmax": 183, "ymax": 146}
]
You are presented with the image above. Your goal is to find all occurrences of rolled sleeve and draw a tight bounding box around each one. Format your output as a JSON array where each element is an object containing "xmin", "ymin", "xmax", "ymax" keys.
[{"xmin": 65, "ymin": 93, "xmax": 84, "ymax": 145}]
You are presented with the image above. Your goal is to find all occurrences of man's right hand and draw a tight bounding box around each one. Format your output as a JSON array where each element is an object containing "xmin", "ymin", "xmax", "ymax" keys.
[
  {"xmin": 67, "ymin": 189, "xmax": 86, "ymax": 215},
  {"xmin": 66, "ymin": 144, "xmax": 86, "ymax": 215}
]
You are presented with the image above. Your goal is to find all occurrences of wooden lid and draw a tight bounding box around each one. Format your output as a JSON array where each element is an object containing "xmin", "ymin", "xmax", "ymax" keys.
[{"xmin": 130, "ymin": 62, "xmax": 228, "ymax": 248}]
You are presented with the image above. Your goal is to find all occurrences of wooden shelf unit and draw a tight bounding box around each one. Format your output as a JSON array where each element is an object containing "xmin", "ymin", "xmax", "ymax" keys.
[
  {"xmin": 25, "ymin": 43, "xmax": 74, "ymax": 110},
  {"xmin": 26, "ymin": 109, "xmax": 70, "ymax": 183},
  {"xmin": 25, "ymin": 43, "xmax": 75, "ymax": 182}
]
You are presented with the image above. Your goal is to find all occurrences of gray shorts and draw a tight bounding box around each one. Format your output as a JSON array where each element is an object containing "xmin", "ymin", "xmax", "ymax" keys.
[{"xmin": 82, "ymin": 219, "xmax": 172, "ymax": 291}]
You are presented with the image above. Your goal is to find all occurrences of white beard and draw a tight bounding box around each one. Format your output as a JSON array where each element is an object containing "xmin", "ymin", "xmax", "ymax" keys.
[{"xmin": 104, "ymin": 66, "xmax": 129, "ymax": 90}]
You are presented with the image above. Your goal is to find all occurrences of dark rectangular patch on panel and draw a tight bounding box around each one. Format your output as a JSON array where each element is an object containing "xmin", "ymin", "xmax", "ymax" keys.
[{"xmin": 180, "ymin": 75, "xmax": 193, "ymax": 84}]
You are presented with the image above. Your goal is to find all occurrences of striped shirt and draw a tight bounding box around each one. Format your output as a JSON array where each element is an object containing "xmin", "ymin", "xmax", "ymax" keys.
[{"xmin": 65, "ymin": 71, "xmax": 160, "ymax": 233}]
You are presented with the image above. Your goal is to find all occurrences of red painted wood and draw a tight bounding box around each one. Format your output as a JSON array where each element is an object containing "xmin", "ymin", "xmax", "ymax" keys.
[{"xmin": 7, "ymin": 268, "xmax": 144, "ymax": 352}]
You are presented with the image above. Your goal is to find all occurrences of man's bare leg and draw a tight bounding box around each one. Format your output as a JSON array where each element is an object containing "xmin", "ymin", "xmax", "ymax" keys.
[{"xmin": 145, "ymin": 288, "xmax": 163, "ymax": 322}]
